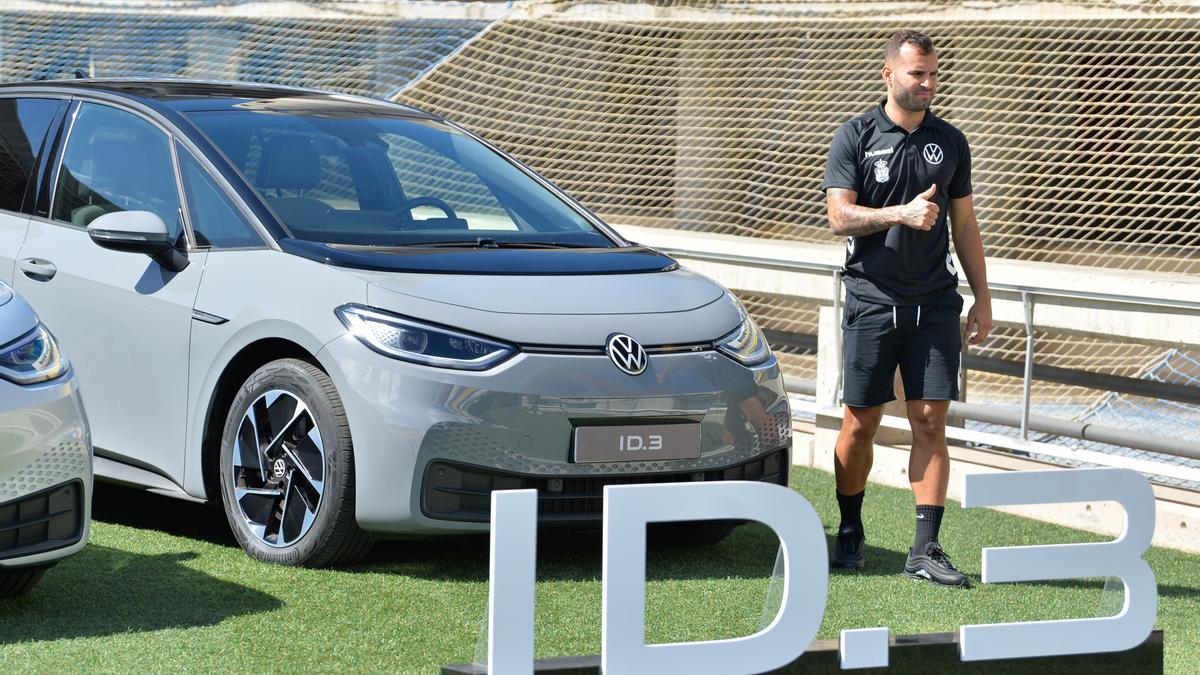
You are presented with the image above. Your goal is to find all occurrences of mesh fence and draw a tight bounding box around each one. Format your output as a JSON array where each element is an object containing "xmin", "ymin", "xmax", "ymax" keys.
[
  {"xmin": 0, "ymin": 5, "xmax": 493, "ymax": 99},
  {"xmin": 737, "ymin": 291, "xmax": 820, "ymax": 382},
  {"xmin": 390, "ymin": 0, "xmax": 1200, "ymax": 275},
  {"xmin": 0, "ymin": 0, "xmax": 1195, "ymax": 480},
  {"xmin": 966, "ymin": 326, "xmax": 1167, "ymax": 404},
  {"xmin": 6, "ymin": 0, "xmax": 1197, "ymax": 272},
  {"xmin": 968, "ymin": 350, "xmax": 1200, "ymax": 489}
]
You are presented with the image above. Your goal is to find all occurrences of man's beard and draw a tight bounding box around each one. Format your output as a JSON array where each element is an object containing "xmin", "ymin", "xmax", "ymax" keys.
[{"xmin": 895, "ymin": 89, "xmax": 933, "ymax": 112}]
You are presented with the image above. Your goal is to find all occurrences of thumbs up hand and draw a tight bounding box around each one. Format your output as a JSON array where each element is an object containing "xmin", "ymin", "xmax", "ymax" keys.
[{"xmin": 901, "ymin": 184, "xmax": 939, "ymax": 231}]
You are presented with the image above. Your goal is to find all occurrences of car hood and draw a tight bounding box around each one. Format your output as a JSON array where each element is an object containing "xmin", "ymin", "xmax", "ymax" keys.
[{"xmin": 355, "ymin": 268, "xmax": 740, "ymax": 346}]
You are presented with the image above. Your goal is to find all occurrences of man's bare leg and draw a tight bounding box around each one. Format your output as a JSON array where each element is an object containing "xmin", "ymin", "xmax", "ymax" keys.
[
  {"xmin": 903, "ymin": 399, "xmax": 969, "ymax": 586},
  {"xmin": 906, "ymin": 399, "xmax": 950, "ymax": 505},
  {"xmin": 835, "ymin": 404, "xmax": 884, "ymax": 494},
  {"xmin": 831, "ymin": 404, "xmax": 883, "ymax": 569}
]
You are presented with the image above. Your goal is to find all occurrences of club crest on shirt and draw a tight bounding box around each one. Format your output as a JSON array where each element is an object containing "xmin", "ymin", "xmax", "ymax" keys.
[{"xmin": 873, "ymin": 159, "xmax": 889, "ymax": 183}]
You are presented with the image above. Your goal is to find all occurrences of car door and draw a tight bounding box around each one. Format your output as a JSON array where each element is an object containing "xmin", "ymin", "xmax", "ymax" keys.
[
  {"xmin": 0, "ymin": 96, "xmax": 67, "ymax": 284},
  {"xmin": 12, "ymin": 100, "xmax": 207, "ymax": 484}
]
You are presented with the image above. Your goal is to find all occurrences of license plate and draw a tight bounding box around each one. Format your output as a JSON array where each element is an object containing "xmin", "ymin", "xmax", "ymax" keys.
[{"xmin": 573, "ymin": 424, "xmax": 701, "ymax": 463}]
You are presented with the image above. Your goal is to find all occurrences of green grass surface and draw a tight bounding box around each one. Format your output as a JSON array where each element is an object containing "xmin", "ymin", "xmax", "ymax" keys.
[{"xmin": 1, "ymin": 467, "xmax": 1196, "ymax": 672}]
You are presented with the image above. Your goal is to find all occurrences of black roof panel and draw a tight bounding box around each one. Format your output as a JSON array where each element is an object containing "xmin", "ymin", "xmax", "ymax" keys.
[{"xmin": 0, "ymin": 78, "xmax": 438, "ymax": 118}]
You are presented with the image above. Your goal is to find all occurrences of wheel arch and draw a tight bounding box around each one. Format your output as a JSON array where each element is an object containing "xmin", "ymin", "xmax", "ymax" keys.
[{"xmin": 199, "ymin": 337, "xmax": 322, "ymax": 503}]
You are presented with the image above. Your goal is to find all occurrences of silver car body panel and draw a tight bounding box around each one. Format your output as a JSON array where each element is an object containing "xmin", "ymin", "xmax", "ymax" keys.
[
  {"xmin": 13, "ymin": 219, "xmax": 207, "ymax": 485},
  {"xmin": 181, "ymin": 250, "xmax": 367, "ymax": 498},
  {"xmin": 362, "ymin": 270, "xmax": 740, "ymax": 347},
  {"xmin": 349, "ymin": 266, "xmax": 725, "ymax": 316},
  {"xmin": 0, "ymin": 210, "xmax": 31, "ymax": 286},
  {"xmin": 179, "ymin": 250, "xmax": 787, "ymax": 531},
  {"xmin": 0, "ymin": 291, "xmax": 92, "ymax": 569}
]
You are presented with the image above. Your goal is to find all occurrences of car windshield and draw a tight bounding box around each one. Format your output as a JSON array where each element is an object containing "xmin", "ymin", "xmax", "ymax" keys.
[{"xmin": 186, "ymin": 108, "xmax": 615, "ymax": 248}]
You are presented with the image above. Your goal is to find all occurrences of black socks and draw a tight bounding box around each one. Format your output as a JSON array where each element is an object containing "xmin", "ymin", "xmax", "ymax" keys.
[
  {"xmin": 836, "ymin": 490, "xmax": 865, "ymax": 538},
  {"xmin": 837, "ymin": 494, "xmax": 945, "ymax": 550},
  {"xmin": 914, "ymin": 504, "xmax": 945, "ymax": 552}
]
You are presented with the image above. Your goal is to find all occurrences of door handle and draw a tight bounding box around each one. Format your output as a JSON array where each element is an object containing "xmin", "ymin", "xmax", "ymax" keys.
[{"xmin": 17, "ymin": 258, "xmax": 56, "ymax": 281}]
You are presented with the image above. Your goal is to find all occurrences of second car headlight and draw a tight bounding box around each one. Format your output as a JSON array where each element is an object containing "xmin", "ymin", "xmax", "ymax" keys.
[
  {"xmin": 336, "ymin": 304, "xmax": 517, "ymax": 370},
  {"xmin": 0, "ymin": 323, "xmax": 69, "ymax": 385},
  {"xmin": 715, "ymin": 294, "xmax": 773, "ymax": 367}
]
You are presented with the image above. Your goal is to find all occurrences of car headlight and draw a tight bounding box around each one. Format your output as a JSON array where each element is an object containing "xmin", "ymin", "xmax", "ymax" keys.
[
  {"xmin": 0, "ymin": 323, "xmax": 69, "ymax": 385},
  {"xmin": 336, "ymin": 304, "xmax": 517, "ymax": 371},
  {"xmin": 715, "ymin": 294, "xmax": 772, "ymax": 366}
]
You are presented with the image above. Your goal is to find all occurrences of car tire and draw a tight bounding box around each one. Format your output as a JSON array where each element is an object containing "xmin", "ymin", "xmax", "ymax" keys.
[
  {"xmin": 218, "ymin": 358, "xmax": 372, "ymax": 567},
  {"xmin": 0, "ymin": 566, "xmax": 47, "ymax": 598},
  {"xmin": 648, "ymin": 519, "xmax": 740, "ymax": 547}
]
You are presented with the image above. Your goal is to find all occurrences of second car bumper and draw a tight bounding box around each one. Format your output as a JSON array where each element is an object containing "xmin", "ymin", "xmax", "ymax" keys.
[{"xmin": 0, "ymin": 373, "xmax": 92, "ymax": 569}]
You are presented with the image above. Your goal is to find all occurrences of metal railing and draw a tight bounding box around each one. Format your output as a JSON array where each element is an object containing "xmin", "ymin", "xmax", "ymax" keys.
[{"xmin": 656, "ymin": 245, "xmax": 1200, "ymax": 473}]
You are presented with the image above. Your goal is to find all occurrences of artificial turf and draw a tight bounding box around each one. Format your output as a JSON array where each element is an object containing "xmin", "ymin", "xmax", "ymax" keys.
[{"xmin": 0, "ymin": 465, "xmax": 1196, "ymax": 673}]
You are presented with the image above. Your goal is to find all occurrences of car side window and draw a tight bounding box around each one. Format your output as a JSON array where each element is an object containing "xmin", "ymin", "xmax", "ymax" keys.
[
  {"xmin": 178, "ymin": 148, "xmax": 263, "ymax": 249},
  {"xmin": 0, "ymin": 97, "xmax": 62, "ymax": 213},
  {"xmin": 52, "ymin": 102, "xmax": 182, "ymax": 236}
]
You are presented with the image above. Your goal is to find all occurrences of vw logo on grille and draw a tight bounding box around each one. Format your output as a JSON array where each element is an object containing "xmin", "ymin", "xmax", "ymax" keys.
[
  {"xmin": 923, "ymin": 143, "xmax": 944, "ymax": 165},
  {"xmin": 606, "ymin": 333, "xmax": 647, "ymax": 376},
  {"xmin": 272, "ymin": 458, "xmax": 287, "ymax": 479}
]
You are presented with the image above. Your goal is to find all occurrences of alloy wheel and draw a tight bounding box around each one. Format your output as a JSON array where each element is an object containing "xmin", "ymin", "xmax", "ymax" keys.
[{"xmin": 231, "ymin": 389, "xmax": 325, "ymax": 547}]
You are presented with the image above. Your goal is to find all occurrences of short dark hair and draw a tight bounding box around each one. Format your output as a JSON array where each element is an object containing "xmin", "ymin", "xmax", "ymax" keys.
[{"xmin": 885, "ymin": 30, "xmax": 935, "ymax": 62}]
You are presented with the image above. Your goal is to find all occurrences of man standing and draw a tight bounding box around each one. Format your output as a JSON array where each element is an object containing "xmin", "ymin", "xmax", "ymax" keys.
[{"xmin": 820, "ymin": 30, "xmax": 992, "ymax": 586}]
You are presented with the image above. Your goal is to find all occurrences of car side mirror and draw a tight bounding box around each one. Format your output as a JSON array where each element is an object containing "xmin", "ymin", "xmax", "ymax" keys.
[{"xmin": 87, "ymin": 211, "xmax": 189, "ymax": 272}]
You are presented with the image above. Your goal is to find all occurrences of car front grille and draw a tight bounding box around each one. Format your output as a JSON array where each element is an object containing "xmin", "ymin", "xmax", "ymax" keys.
[
  {"xmin": 422, "ymin": 448, "xmax": 788, "ymax": 523},
  {"xmin": 0, "ymin": 480, "xmax": 84, "ymax": 560}
]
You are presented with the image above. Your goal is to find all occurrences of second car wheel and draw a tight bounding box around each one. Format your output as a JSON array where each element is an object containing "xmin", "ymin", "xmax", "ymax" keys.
[
  {"xmin": 0, "ymin": 566, "xmax": 48, "ymax": 598},
  {"xmin": 218, "ymin": 358, "xmax": 372, "ymax": 567}
]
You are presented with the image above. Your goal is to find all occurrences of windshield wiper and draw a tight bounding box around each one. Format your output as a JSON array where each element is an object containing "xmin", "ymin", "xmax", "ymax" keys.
[{"xmin": 409, "ymin": 238, "xmax": 597, "ymax": 249}]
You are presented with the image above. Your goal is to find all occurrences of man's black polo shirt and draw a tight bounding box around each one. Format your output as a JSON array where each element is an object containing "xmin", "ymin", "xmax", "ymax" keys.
[{"xmin": 821, "ymin": 101, "xmax": 972, "ymax": 306}]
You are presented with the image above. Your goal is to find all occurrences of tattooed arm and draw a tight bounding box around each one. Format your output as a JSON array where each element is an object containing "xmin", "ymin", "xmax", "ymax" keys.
[{"xmin": 826, "ymin": 185, "xmax": 940, "ymax": 237}]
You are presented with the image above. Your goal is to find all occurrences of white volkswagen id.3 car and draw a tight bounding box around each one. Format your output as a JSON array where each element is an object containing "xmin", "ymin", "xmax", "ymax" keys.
[
  {"xmin": 0, "ymin": 80, "xmax": 789, "ymax": 566},
  {"xmin": 0, "ymin": 281, "xmax": 90, "ymax": 596}
]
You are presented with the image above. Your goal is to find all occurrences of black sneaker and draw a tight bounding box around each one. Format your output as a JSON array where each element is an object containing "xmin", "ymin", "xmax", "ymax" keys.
[
  {"xmin": 831, "ymin": 531, "xmax": 865, "ymax": 569},
  {"xmin": 904, "ymin": 542, "xmax": 971, "ymax": 587}
]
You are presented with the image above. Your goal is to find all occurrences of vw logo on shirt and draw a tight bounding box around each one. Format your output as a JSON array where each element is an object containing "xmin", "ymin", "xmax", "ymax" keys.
[{"xmin": 923, "ymin": 143, "xmax": 944, "ymax": 165}]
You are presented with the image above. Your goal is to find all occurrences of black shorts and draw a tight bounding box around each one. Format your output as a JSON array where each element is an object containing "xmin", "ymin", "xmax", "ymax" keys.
[{"xmin": 841, "ymin": 292, "xmax": 963, "ymax": 408}]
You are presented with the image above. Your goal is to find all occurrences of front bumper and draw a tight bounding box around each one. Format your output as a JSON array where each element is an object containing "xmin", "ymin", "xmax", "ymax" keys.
[
  {"xmin": 0, "ymin": 373, "xmax": 92, "ymax": 569},
  {"xmin": 319, "ymin": 334, "xmax": 790, "ymax": 535},
  {"xmin": 423, "ymin": 447, "xmax": 788, "ymax": 523}
]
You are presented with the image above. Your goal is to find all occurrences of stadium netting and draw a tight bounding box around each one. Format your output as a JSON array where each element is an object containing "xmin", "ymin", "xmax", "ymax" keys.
[{"xmin": 1, "ymin": 0, "xmax": 1196, "ymax": 484}]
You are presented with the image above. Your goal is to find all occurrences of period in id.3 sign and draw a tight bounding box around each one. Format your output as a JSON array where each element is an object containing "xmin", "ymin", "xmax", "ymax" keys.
[{"xmin": 485, "ymin": 468, "xmax": 1157, "ymax": 674}]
